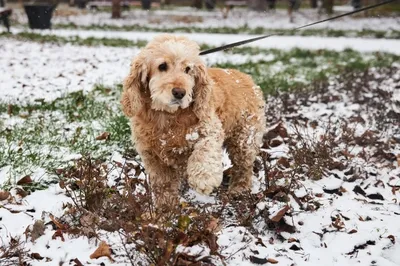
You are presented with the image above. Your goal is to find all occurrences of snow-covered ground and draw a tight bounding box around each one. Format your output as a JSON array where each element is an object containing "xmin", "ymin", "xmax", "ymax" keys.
[
  {"xmin": 11, "ymin": 28, "xmax": 400, "ymax": 55},
  {"xmin": 1, "ymin": 7, "xmax": 400, "ymax": 265},
  {"xmin": 11, "ymin": 6, "xmax": 400, "ymax": 31}
]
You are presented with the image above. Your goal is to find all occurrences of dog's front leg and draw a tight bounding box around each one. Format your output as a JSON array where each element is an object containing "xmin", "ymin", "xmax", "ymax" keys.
[
  {"xmin": 140, "ymin": 151, "xmax": 180, "ymax": 210},
  {"xmin": 187, "ymin": 116, "xmax": 224, "ymax": 195}
]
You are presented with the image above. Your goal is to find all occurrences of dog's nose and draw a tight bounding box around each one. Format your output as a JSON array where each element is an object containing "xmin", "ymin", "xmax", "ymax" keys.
[{"xmin": 172, "ymin": 88, "xmax": 186, "ymax": 100}]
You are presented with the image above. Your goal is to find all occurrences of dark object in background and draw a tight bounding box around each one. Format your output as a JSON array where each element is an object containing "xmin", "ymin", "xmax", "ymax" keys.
[
  {"xmin": 141, "ymin": 0, "xmax": 151, "ymax": 9},
  {"xmin": 192, "ymin": 0, "xmax": 203, "ymax": 9},
  {"xmin": 24, "ymin": 3, "xmax": 56, "ymax": 29},
  {"xmin": 0, "ymin": 0, "xmax": 12, "ymax": 32},
  {"xmin": 75, "ymin": 0, "xmax": 87, "ymax": 8},
  {"xmin": 310, "ymin": 0, "xmax": 317, "ymax": 8},
  {"xmin": 205, "ymin": 0, "xmax": 216, "ymax": 10},
  {"xmin": 352, "ymin": 0, "xmax": 361, "ymax": 10},
  {"xmin": 267, "ymin": 0, "xmax": 276, "ymax": 9}
]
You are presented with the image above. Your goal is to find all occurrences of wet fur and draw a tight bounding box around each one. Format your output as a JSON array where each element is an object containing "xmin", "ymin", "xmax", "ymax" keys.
[{"xmin": 121, "ymin": 34, "xmax": 266, "ymax": 207}]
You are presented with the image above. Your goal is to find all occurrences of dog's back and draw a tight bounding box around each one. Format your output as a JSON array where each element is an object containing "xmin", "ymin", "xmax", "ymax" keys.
[{"xmin": 207, "ymin": 68, "xmax": 265, "ymax": 137}]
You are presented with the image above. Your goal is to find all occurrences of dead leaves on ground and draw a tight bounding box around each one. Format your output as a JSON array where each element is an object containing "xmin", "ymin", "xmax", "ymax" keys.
[
  {"xmin": 95, "ymin": 131, "xmax": 110, "ymax": 140},
  {"xmin": 90, "ymin": 241, "xmax": 114, "ymax": 262}
]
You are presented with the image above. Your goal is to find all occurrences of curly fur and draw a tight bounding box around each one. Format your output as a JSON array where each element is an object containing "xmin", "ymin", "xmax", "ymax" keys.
[{"xmin": 121, "ymin": 34, "xmax": 266, "ymax": 208}]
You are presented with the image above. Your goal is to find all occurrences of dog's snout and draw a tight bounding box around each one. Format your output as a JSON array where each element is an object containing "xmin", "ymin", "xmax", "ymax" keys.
[{"xmin": 172, "ymin": 88, "xmax": 186, "ymax": 100}]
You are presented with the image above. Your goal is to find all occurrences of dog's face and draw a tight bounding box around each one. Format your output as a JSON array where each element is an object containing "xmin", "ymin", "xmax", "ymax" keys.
[
  {"xmin": 147, "ymin": 46, "xmax": 196, "ymax": 113},
  {"xmin": 122, "ymin": 35, "xmax": 209, "ymax": 115}
]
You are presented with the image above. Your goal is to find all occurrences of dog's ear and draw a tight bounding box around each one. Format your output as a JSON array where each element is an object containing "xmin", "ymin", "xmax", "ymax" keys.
[
  {"xmin": 121, "ymin": 55, "xmax": 148, "ymax": 117},
  {"xmin": 193, "ymin": 63, "xmax": 213, "ymax": 120}
]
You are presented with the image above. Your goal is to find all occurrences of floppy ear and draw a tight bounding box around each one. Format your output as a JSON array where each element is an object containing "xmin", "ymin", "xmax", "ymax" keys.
[
  {"xmin": 193, "ymin": 63, "xmax": 213, "ymax": 120},
  {"xmin": 121, "ymin": 55, "xmax": 148, "ymax": 117}
]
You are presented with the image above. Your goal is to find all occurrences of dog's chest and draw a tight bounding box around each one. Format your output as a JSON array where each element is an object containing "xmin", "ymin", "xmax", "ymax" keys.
[
  {"xmin": 133, "ymin": 117, "xmax": 201, "ymax": 166},
  {"xmin": 158, "ymin": 128, "xmax": 199, "ymax": 163}
]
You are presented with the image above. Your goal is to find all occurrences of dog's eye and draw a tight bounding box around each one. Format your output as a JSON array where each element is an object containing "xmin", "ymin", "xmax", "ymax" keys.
[
  {"xmin": 185, "ymin": 66, "xmax": 191, "ymax": 74},
  {"xmin": 158, "ymin": 62, "xmax": 168, "ymax": 72}
]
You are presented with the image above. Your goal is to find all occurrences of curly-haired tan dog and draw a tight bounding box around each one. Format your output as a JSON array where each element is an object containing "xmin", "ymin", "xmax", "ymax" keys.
[{"xmin": 121, "ymin": 34, "xmax": 265, "ymax": 207}]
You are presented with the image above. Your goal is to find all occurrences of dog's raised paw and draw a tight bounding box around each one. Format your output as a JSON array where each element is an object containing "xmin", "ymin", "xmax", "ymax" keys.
[{"xmin": 188, "ymin": 175, "xmax": 221, "ymax": 195}]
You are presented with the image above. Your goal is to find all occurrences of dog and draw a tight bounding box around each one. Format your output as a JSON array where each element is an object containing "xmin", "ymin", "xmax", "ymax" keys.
[{"xmin": 121, "ymin": 34, "xmax": 265, "ymax": 208}]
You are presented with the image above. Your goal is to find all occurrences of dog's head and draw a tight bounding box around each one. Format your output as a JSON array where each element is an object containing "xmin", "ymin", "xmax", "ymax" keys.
[{"xmin": 121, "ymin": 34, "xmax": 211, "ymax": 118}]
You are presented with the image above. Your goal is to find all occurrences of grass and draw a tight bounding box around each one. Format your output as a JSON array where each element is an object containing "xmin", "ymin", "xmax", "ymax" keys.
[
  {"xmin": 0, "ymin": 32, "xmax": 399, "ymax": 190},
  {"xmin": 50, "ymin": 22, "xmax": 400, "ymax": 39},
  {"xmin": 0, "ymin": 84, "xmax": 132, "ymax": 190}
]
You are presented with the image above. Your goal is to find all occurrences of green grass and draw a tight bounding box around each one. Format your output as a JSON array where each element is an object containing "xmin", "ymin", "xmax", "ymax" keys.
[
  {"xmin": 0, "ymin": 85, "xmax": 132, "ymax": 189},
  {"xmin": 0, "ymin": 36, "xmax": 398, "ymax": 191},
  {"xmin": 215, "ymin": 48, "xmax": 399, "ymax": 94},
  {"xmin": 50, "ymin": 22, "xmax": 400, "ymax": 39}
]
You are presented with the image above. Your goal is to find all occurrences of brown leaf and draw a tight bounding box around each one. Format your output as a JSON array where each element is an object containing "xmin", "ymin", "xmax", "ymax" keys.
[
  {"xmin": 14, "ymin": 187, "xmax": 28, "ymax": 198},
  {"xmin": 267, "ymin": 258, "xmax": 279, "ymax": 264},
  {"xmin": 332, "ymin": 215, "xmax": 345, "ymax": 230},
  {"xmin": 288, "ymin": 237, "xmax": 298, "ymax": 243},
  {"xmin": 52, "ymin": 229, "xmax": 65, "ymax": 242},
  {"xmin": 90, "ymin": 241, "xmax": 114, "ymax": 262},
  {"xmin": 277, "ymin": 157, "xmax": 290, "ymax": 168},
  {"xmin": 397, "ymin": 155, "xmax": 400, "ymax": 167},
  {"xmin": 59, "ymin": 180, "xmax": 66, "ymax": 189},
  {"xmin": 49, "ymin": 214, "xmax": 68, "ymax": 230},
  {"xmin": 31, "ymin": 253, "xmax": 44, "ymax": 260},
  {"xmin": 270, "ymin": 205, "xmax": 289, "ymax": 222},
  {"xmin": 7, "ymin": 104, "xmax": 13, "ymax": 115},
  {"xmin": 0, "ymin": 190, "xmax": 10, "ymax": 201},
  {"xmin": 73, "ymin": 258, "xmax": 84, "ymax": 266},
  {"xmin": 388, "ymin": 235, "xmax": 395, "ymax": 244},
  {"xmin": 96, "ymin": 132, "xmax": 110, "ymax": 140},
  {"xmin": 206, "ymin": 217, "xmax": 221, "ymax": 233},
  {"xmin": 250, "ymin": 256, "xmax": 267, "ymax": 264},
  {"xmin": 348, "ymin": 229, "xmax": 358, "ymax": 234},
  {"xmin": 17, "ymin": 175, "xmax": 33, "ymax": 185}
]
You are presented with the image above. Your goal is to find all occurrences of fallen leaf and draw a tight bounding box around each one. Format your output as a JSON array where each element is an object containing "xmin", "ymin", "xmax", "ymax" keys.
[
  {"xmin": 332, "ymin": 215, "xmax": 345, "ymax": 230},
  {"xmin": 367, "ymin": 193, "xmax": 384, "ymax": 201},
  {"xmin": 388, "ymin": 235, "xmax": 395, "ymax": 244},
  {"xmin": 31, "ymin": 253, "xmax": 44, "ymax": 260},
  {"xmin": 277, "ymin": 157, "xmax": 290, "ymax": 168},
  {"xmin": 288, "ymin": 237, "xmax": 298, "ymax": 243},
  {"xmin": 73, "ymin": 258, "xmax": 84, "ymax": 266},
  {"xmin": 49, "ymin": 214, "xmax": 68, "ymax": 230},
  {"xmin": 52, "ymin": 229, "xmax": 65, "ymax": 242},
  {"xmin": 17, "ymin": 175, "xmax": 33, "ymax": 185},
  {"xmin": 289, "ymin": 244, "xmax": 302, "ymax": 251},
  {"xmin": 267, "ymin": 258, "xmax": 279, "ymax": 264},
  {"xmin": 90, "ymin": 241, "xmax": 114, "ymax": 262},
  {"xmin": 14, "ymin": 187, "xmax": 28, "ymax": 198},
  {"xmin": 249, "ymin": 256, "xmax": 267, "ymax": 264},
  {"xmin": 206, "ymin": 217, "xmax": 220, "ymax": 233},
  {"xmin": 270, "ymin": 205, "xmax": 289, "ymax": 222},
  {"xmin": 348, "ymin": 229, "xmax": 358, "ymax": 234},
  {"xmin": 0, "ymin": 190, "xmax": 10, "ymax": 201},
  {"xmin": 96, "ymin": 132, "xmax": 110, "ymax": 140}
]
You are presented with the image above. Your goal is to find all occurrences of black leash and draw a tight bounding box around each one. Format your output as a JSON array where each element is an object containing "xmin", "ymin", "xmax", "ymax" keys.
[{"xmin": 199, "ymin": 0, "xmax": 397, "ymax": 55}]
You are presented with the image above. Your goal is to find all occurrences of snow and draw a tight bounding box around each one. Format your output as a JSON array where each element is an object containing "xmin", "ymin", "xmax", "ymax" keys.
[
  {"xmin": 1, "ymin": 7, "xmax": 400, "ymax": 266},
  {"xmin": 12, "ymin": 7, "xmax": 400, "ymax": 32},
  {"xmin": 11, "ymin": 28, "xmax": 400, "ymax": 55}
]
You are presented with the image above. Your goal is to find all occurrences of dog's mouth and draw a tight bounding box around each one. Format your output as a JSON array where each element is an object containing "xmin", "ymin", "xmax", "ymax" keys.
[{"xmin": 170, "ymin": 99, "xmax": 183, "ymax": 106}]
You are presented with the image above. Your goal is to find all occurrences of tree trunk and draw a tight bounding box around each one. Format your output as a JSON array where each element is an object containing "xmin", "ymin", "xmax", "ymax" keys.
[
  {"xmin": 112, "ymin": 0, "xmax": 121, "ymax": 19},
  {"xmin": 323, "ymin": 0, "xmax": 334, "ymax": 14},
  {"xmin": 310, "ymin": 0, "xmax": 317, "ymax": 8},
  {"xmin": 249, "ymin": 0, "xmax": 266, "ymax": 11}
]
